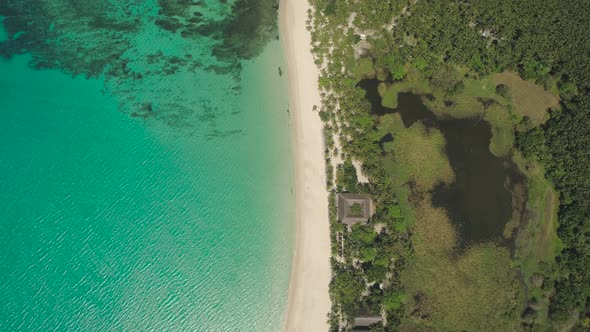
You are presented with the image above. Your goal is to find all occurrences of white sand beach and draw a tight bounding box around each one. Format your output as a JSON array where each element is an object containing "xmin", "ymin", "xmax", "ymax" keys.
[{"xmin": 280, "ymin": 0, "xmax": 332, "ymax": 331}]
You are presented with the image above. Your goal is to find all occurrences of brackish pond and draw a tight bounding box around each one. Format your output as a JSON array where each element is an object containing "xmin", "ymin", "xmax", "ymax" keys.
[
  {"xmin": 356, "ymin": 79, "xmax": 394, "ymax": 116},
  {"xmin": 358, "ymin": 79, "xmax": 523, "ymax": 246}
]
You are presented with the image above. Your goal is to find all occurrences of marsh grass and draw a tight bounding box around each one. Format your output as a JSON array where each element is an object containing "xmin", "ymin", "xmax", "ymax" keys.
[
  {"xmin": 484, "ymin": 104, "xmax": 516, "ymax": 157},
  {"xmin": 382, "ymin": 120, "xmax": 454, "ymax": 192},
  {"xmin": 368, "ymin": 66, "xmax": 560, "ymax": 330},
  {"xmin": 376, "ymin": 71, "xmax": 519, "ymax": 162},
  {"xmin": 374, "ymin": 97, "xmax": 525, "ymax": 331},
  {"xmin": 419, "ymin": 76, "xmax": 517, "ymax": 158},
  {"xmin": 402, "ymin": 199, "xmax": 525, "ymax": 332},
  {"xmin": 380, "ymin": 74, "xmax": 432, "ymax": 109}
]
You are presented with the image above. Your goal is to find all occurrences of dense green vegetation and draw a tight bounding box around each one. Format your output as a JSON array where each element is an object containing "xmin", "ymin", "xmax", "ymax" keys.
[
  {"xmin": 518, "ymin": 96, "xmax": 590, "ymax": 323},
  {"xmin": 336, "ymin": 159, "xmax": 359, "ymax": 193},
  {"xmin": 309, "ymin": 0, "xmax": 589, "ymax": 330}
]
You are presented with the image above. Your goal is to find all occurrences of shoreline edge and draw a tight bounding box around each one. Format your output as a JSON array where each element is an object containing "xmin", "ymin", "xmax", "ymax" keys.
[{"xmin": 279, "ymin": 0, "xmax": 332, "ymax": 331}]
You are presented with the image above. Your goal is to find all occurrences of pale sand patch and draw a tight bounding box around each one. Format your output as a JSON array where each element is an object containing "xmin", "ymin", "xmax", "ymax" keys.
[
  {"xmin": 352, "ymin": 159, "xmax": 369, "ymax": 183},
  {"xmin": 280, "ymin": 0, "xmax": 332, "ymax": 331}
]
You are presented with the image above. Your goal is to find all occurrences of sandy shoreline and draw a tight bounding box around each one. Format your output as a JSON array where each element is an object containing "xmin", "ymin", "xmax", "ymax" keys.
[{"xmin": 279, "ymin": 0, "xmax": 332, "ymax": 331}]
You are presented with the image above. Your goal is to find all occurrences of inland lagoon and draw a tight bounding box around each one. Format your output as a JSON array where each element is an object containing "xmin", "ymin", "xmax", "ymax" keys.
[
  {"xmin": 358, "ymin": 79, "xmax": 523, "ymax": 247},
  {"xmin": 0, "ymin": 2, "xmax": 293, "ymax": 331}
]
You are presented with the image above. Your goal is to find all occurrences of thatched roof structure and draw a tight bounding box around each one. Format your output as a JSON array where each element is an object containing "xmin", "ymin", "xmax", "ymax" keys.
[{"xmin": 337, "ymin": 193, "xmax": 372, "ymax": 226}]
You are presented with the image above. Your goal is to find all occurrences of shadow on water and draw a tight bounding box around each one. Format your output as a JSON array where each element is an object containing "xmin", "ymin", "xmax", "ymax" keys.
[
  {"xmin": 357, "ymin": 79, "xmax": 434, "ymax": 127},
  {"xmin": 358, "ymin": 79, "xmax": 524, "ymax": 247},
  {"xmin": 357, "ymin": 79, "xmax": 394, "ymax": 116},
  {"xmin": 431, "ymin": 119, "xmax": 518, "ymax": 246},
  {"xmin": 395, "ymin": 92, "xmax": 437, "ymax": 128},
  {"xmin": 378, "ymin": 133, "xmax": 393, "ymax": 152}
]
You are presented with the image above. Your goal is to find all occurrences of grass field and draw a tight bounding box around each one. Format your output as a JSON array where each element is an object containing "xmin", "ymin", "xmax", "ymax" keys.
[
  {"xmin": 513, "ymin": 154, "xmax": 562, "ymax": 277},
  {"xmin": 493, "ymin": 72, "xmax": 560, "ymax": 125},
  {"xmin": 510, "ymin": 153, "xmax": 563, "ymax": 326}
]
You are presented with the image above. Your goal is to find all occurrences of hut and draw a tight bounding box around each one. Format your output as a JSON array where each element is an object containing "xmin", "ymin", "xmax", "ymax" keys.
[{"xmin": 336, "ymin": 193, "xmax": 373, "ymax": 226}]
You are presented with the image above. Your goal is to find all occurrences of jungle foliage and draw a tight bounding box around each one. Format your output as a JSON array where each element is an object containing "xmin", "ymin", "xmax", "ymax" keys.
[{"xmin": 309, "ymin": 0, "xmax": 590, "ymax": 329}]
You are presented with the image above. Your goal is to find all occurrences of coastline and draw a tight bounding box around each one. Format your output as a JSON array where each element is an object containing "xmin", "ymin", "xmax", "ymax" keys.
[{"xmin": 279, "ymin": 0, "xmax": 332, "ymax": 331}]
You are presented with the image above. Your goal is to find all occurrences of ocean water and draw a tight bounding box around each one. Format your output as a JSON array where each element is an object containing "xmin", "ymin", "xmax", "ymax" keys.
[{"xmin": 0, "ymin": 2, "xmax": 293, "ymax": 331}]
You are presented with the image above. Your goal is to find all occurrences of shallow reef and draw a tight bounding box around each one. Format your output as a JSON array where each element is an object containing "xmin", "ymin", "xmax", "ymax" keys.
[{"xmin": 0, "ymin": 0, "xmax": 279, "ymax": 132}]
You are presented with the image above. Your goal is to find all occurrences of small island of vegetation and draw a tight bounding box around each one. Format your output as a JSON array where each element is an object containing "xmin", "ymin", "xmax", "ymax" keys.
[{"xmin": 307, "ymin": 0, "xmax": 590, "ymax": 330}]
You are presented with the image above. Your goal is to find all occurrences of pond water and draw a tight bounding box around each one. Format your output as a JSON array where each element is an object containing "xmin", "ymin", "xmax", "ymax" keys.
[
  {"xmin": 358, "ymin": 80, "xmax": 523, "ymax": 246},
  {"xmin": 357, "ymin": 79, "xmax": 433, "ymax": 126},
  {"xmin": 357, "ymin": 79, "xmax": 394, "ymax": 116},
  {"xmin": 431, "ymin": 118, "xmax": 518, "ymax": 246}
]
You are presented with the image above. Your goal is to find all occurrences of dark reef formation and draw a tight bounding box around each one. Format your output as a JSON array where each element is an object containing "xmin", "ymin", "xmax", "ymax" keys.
[
  {"xmin": 0, "ymin": 0, "xmax": 277, "ymax": 76},
  {"xmin": 156, "ymin": 0, "xmax": 279, "ymax": 61},
  {"xmin": 0, "ymin": 0, "xmax": 279, "ymax": 133},
  {"xmin": 0, "ymin": 1, "xmax": 138, "ymax": 77}
]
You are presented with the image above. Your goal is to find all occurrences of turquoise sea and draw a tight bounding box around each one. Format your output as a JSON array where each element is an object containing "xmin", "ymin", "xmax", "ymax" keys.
[{"xmin": 0, "ymin": 2, "xmax": 293, "ymax": 331}]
